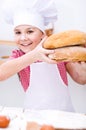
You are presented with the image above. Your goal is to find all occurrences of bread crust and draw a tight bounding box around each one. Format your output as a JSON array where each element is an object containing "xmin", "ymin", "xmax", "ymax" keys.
[
  {"xmin": 43, "ymin": 30, "xmax": 86, "ymax": 49},
  {"xmin": 48, "ymin": 46, "xmax": 86, "ymax": 62}
]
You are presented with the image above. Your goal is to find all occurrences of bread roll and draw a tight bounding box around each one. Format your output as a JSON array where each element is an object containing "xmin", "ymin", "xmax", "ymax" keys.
[
  {"xmin": 48, "ymin": 46, "xmax": 86, "ymax": 62},
  {"xmin": 43, "ymin": 30, "xmax": 86, "ymax": 49}
]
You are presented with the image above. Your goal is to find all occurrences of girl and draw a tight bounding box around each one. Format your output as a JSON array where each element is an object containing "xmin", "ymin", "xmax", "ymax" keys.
[{"xmin": 0, "ymin": 0, "xmax": 86, "ymax": 111}]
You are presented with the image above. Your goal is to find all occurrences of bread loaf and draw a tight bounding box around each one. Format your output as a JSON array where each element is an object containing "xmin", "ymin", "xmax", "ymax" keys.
[
  {"xmin": 48, "ymin": 46, "xmax": 86, "ymax": 62},
  {"xmin": 43, "ymin": 30, "xmax": 86, "ymax": 49},
  {"xmin": 43, "ymin": 30, "xmax": 86, "ymax": 62}
]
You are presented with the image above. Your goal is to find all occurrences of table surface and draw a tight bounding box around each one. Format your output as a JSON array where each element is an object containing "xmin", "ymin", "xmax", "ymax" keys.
[{"xmin": 0, "ymin": 106, "xmax": 86, "ymax": 130}]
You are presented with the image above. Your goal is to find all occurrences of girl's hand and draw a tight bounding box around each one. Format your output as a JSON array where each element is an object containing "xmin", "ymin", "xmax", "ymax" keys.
[{"xmin": 32, "ymin": 36, "xmax": 57, "ymax": 64}]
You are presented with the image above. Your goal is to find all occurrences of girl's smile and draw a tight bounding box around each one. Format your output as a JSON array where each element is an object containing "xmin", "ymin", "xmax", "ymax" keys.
[{"xmin": 20, "ymin": 42, "xmax": 32, "ymax": 46}]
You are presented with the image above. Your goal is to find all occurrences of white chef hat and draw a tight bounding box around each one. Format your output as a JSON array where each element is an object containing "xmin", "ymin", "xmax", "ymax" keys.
[{"xmin": 1, "ymin": 0, "xmax": 57, "ymax": 33}]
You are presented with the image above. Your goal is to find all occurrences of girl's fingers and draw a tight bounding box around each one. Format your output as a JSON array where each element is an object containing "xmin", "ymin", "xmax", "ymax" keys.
[
  {"xmin": 42, "ymin": 55, "xmax": 57, "ymax": 64},
  {"xmin": 42, "ymin": 48, "xmax": 55, "ymax": 54}
]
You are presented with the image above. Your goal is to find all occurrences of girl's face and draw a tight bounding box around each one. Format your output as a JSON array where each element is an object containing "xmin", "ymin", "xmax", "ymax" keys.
[{"xmin": 14, "ymin": 25, "xmax": 45, "ymax": 53}]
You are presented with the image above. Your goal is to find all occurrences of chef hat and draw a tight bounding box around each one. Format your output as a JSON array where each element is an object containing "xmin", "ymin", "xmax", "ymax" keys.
[{"xmin": 1, "ymin": 0, "xmax": 57, "ymax": 33}]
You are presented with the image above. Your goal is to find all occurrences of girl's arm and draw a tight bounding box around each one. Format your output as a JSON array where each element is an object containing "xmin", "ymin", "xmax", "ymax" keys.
[
  {"xmin": 0, "ymin": 51, "xmax": 36, "ymax": 80},
  {"xmin": 66, "ymin": 62, "xmax": 86, "ymax": 85},
  {"xmin": 0, "ymin": 38, "xmax": 56, "ymax": 81}
]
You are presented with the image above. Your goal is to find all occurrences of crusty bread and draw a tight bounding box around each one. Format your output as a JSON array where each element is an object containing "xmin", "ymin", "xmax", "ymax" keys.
[
  {"xmin": 43, "ymin": 30, "xmax": 86, "ymax": 62},
  {"xmin": 43, "ymin": 30, "xmax": 86, "ymax": 49},
  {"xmin": 48, "ymin": 46, "xmax": 86, "ymax": 62}
]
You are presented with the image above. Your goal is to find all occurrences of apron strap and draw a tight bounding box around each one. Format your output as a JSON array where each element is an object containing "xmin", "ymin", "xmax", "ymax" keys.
[{"xmin": 57, "ymin": 62, "xmax": 68, "ymax": 86}]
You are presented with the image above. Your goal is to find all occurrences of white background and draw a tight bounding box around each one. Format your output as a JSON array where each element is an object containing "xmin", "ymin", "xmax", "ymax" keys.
[{"xmin": 0, "ymin": 0, "xmax": 86, "ymax": 113}]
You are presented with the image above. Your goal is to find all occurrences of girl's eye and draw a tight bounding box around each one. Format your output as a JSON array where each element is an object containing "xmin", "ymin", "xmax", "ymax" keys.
[
  {"xmin": 27, "ymin": 30, "xmax": 34, "ymax": 34},
  {"xmin": 15, "ymin": 31, "xmax": 21, "ymax": 35}
]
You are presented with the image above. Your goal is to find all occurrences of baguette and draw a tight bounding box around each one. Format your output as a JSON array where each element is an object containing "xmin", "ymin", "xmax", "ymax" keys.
[
  {"xmin": 43, "ymin": 30, "xmax": 86, "ymax": 49},
  {"xmin": 48, "ymin": 46, "xmax": 86, "ymax": 62}
]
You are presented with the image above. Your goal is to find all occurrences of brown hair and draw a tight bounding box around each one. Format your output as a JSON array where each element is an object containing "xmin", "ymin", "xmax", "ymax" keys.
[{"xmin": 45, "ymin": 28, "xmax": 54, "ymax": 36}]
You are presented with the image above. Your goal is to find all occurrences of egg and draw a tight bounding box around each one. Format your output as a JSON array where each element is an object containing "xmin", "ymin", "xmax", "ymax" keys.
[
  {"xmin": 40, "ymin": 124, "xmax": 55, "ymax": 130},
  {"xmin": 0, "ymin": 115, "xmax": 10, "ymax": 128}
]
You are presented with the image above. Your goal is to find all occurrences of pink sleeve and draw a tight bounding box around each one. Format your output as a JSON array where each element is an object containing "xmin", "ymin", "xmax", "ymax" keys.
[{"xmin": 9, "ymin": 50, "xmax": 18, "ymax": 59}]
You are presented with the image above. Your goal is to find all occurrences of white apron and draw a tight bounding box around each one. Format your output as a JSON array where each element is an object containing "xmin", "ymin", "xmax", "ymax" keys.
[{"xmin": 24, "ymin": 62, "xmax": 74, "ymax": 112}]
